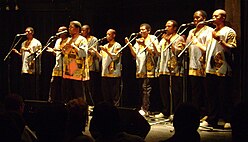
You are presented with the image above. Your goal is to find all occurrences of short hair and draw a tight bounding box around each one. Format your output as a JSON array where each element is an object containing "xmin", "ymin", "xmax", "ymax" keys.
[
  {"xmin": 70, "ymin": 21, "xmax": 82, "ymax": 31},
  {"xmin": 108, "ymin": 29, "xmax": 116, "ymax": 35},
  {"xmin": 140, "ymin": 23, "xmax": 151, "ymax": 32},
  {"xmin": 82, "ymin": 25, "xmax": 90, "ymax": 30},
  {"xmin": 26, "ymin": 27, "xmax": 34, "ymax": 34},
  {"xmin": 66, "ymin": 97, "xmax": 88, "ymax": 131},
  {"xmin": 58, "ymin": 26, "xmax": 67, "ymax": 31},
  {"xmin": 197, "ymin": 10, "xmax": 207, "ymax": 19},
  {"xmin": 168, "ymin": 20, "xmax": 178, "ymax": 29}
]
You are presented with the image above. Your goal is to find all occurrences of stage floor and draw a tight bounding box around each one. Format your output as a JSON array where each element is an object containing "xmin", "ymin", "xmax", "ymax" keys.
[{"xmin": 85, "ymin": 116, "xmax": 232, "ymax": 142}]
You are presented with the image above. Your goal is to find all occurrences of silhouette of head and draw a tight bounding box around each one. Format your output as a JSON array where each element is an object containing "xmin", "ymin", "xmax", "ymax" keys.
[
  {"xmin": 173, "ymin": 103, "xmax": 200, "ymax": 133},
  {"xmin": 91, "ymin": 102, "xmax": 121, "ymax": 135}
]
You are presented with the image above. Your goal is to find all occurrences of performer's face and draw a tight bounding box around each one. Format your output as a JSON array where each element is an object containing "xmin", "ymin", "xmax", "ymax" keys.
[
  {"xmin": 106, "ymin": 29, "xmax": 115, "ymax": 42},
  {"xmin": 69, "ymin": 24, "xmax": 79, "ymax": 36},
  {"xmin": 81, "ymin": 26, "xmax": 89, "ymax": 37},
  {"xmin": 193, "ymin": 11, "xmax": 205, "ymax": 25},
  {"xmin": 25, "ymin": 28, "xmax": 33, "ymax": 39},
  {"xmin": 212, "ymin": 10, "xmax": 226, "ymax": 25},
  {"xmin": 139, "ymin": 26, "xmax": 149, "ymax": 38},
  {"xmin": 165, "ymin": 21, "xmax": 176, "ymax": 34}
]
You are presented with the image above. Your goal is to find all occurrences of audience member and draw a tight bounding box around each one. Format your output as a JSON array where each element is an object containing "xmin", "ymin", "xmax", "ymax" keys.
[
  {"xmin": 89, "ymin": 102, "xmax": 145, "ymax": 142},
  {"xmin": 231, "ymin": 101, "xmax": 248, "ymax": 142},
  {"xmin": 4, "ymin": 94, "xmax": 37, "ymax": 142},
  {"xmin": 65, "ymin": 97, "xmax": 94, "ymax": 142},
  {"xmin": 160, "ymin": 103, "xmax": 200, "ymax": 142}
]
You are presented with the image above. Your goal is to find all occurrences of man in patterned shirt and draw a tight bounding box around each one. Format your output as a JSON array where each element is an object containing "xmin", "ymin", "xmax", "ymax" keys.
[
  {"xmin": 47, "ymin": 26, "xmax": 70, "ymax": 103},
  {"xmin": 94, "ymin": 29, "xmax": 122, "ymax": 106},
  {"xmin": 200, "ymin": 9, "xmax": 237, "ymax": 129},
  {"xmin": 12, "ymin": 27, "xmax": 42, "ymax": 100},
  {"xmin": 81, "ymin": 25, "xmax": 102, "ymax": 106},
  {"xmin": 186, "ymin": 10, "xmax": 214, "ymax": 121},
  {"xmin": 125, "ymin": 23, "xmax": 159, "ymax": 116},
  {"xmin": 61, "ymin": 21, "xmax": 89, "ymax": 103}
]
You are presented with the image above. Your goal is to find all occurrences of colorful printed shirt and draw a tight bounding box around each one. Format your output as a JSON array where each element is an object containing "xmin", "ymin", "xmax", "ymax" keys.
[
  {"xmin": 187, "ymin": 26, "xmax": 213, "ymax": 77},
  {"xmin": 158, "ymin": 34, "xmax": 185, "ymax": 76},
  {"xmin": 21, "ymin": 38, "xmax": 42, "ymax": 74},
  {"xmin": 86, "ymin": 36, "xmax": 100, "ymax": 72},
  {"xmin": 63, "ymin": 35, "xmax": 89, "ymax": 81},
  {"xmin": 100, "ymin": 42, "xmax": 122, "ymax": 77},
  {"xmin": 133, "ymin": 34, "xmax": 159, "ymax": 78},
  {"xmin": 205, "ymin": 26, "xmax": 237, "ymax": 76},
  {"xmin": 52, "ymin": 37, "xmax": 70, "ymax": 77}
]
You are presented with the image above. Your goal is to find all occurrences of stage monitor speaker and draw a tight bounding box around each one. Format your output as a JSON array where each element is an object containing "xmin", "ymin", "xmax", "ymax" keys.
[
  {"xmin": 23, "ymin": 100, "xmax": 67, "ymax": 142},
  {"xmin": 118, "ymin": 107, "xmax": 151, "ymax": 138}
]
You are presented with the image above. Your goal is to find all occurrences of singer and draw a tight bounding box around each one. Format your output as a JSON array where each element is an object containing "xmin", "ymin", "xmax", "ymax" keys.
[
  {"xmin": 93, "ymin": 29, "xmax": 122, "ymax": 106},
  {"xmin": 81, "ymin": 24, "xmax": 102, "ymax": 106},
  {"xmin": 61, "ymin": 21, "xmax": 89, "ymax": 103},
  {"xmin": 125, "ymin": 23, "xmax": 159, "ymax": 116},
  {"xmin": 201, "ymin": 9, "xmax": 237, "ymax": 129},
  {"xmin": 152, "ymin": 20, "xmax": 185, "ymax": 119},
  {"xmin": 186, "ymin": 10, "xmax": 214, "ymax": 122},
  {"xmin": 46, "ymin": 26, "xmax": 70, "ymax": 103},
  {"xmin": 12, "ymin": 27, "xmax": 42, "ymax": 100}
]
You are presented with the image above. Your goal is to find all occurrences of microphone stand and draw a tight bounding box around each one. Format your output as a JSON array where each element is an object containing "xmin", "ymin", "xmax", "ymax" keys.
[
  {"xmin": 4, "ymin": 35, "xmax": 24, "ymax": 95},
  {"xmin": 177, "ymin": 23, "xmax": 203, "ymax": 58},
  {"xmin": 4, "ymin": 35, "xmax": 23, "ymax": 61},
  {"xmin": 177, "ymin": 23, "xmax": 206, "ymax": 103},
  {"xmin": 34, "ymin": 36, "xmax": 57, "ymax": 61},
  {"xmin": 116, "ymin": 34, "xmax": 139, "ymax": 55},
  {"xmin": 88, "ymin": 38, "xmax": 105, "ymax": 50},
  {"xmin": 138, "ymin": 31, "xmax": 163, "ymax": 55},
  {"xmin": 172, "ymin": 24, "xmax": 194, "ymax": 103},
  {"xmin": 162, "ymin": 26, "xmax": 189, "ymax": 52},
  {"xmin": 33, "ymin": 36, "xmax": 57, "ymax": 100}
]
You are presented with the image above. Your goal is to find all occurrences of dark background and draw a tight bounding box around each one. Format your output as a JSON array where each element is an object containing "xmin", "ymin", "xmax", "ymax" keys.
[{"xmin": 0, "ymin": 0, "xmax": 246, "ymax": 108}]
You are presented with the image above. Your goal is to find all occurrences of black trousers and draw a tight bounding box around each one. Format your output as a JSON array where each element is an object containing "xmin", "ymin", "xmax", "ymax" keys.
[
  {"xmin": 188, "ymin": 76, "xmax": 208, "ymax": 117},
  {"xmin": 21, "ymin": 73, "xmax": 39, "ymax": 100},
  {"xmin": 101, "ymin": 77, "xmax": 121, "ymax": 106},
  {"xmin": 84, "ymin": 71, "xmax": 102, "ymax": 106},
  {"xmin": 137, "ymin": 78, "xmax": 156, "ymax": 112},
  {"xmin": 62, "ymin": 79, "xmax": 84, "ymax": 103},
  {"xmin": 159, "ymin": 75, "xmax": 183, "ymax": 116},
  {"xmin": 205, "ymin": 74, "xmax": 233, "ymax": 125}
]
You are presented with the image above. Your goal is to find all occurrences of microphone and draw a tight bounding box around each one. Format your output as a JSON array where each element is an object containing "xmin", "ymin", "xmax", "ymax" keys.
[
  {"xmin": 181, "ymin": 22, "xmax": 194, "ymax": 27},
  {"xmin": 131, "ymin": 32, "xmax": 141, "ymax": 36},
  {"xmin": 55, "ymin": 30, "xmax": 68, "ymax": 36},
  {"xmin": 17, "ymin": 33, "xmax": 28, "ymax": 36},
  {"xmin": 98, "ymin": 37, "xmax": 107, "ymax": 41},
  {"xmin": 156, "ymin": 29, "xmax": 167, "ymax": 32},
  {"xmin": 198, "ymin": 19, "xmax": 215, "ymax": 25}
]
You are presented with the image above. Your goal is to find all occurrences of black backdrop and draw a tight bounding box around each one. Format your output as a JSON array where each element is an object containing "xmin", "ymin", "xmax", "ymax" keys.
[{"xmin": 0, "ymin": 0, "xmax": 245, "ymax": 107}]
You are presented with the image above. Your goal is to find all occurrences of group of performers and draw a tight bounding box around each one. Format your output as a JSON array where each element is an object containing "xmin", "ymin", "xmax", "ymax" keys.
[{"xmin": 12, "ymin": 9, "xmax": 237, "ymax": 129}]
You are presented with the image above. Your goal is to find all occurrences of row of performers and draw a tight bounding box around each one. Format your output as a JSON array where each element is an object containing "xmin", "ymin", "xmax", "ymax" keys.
[{"xmin": 12, "ymin": 9, "xmax": 237, "ymax": 128}]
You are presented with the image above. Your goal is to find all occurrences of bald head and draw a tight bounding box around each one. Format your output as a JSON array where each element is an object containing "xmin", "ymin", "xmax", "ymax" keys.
[
  {"xmin": 106, "ymin": 29, "xmax": 116, "ymax": 42},
  {"xmin": 213, "ymin": 9, "xmax": 226, "ymax": 20}
]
